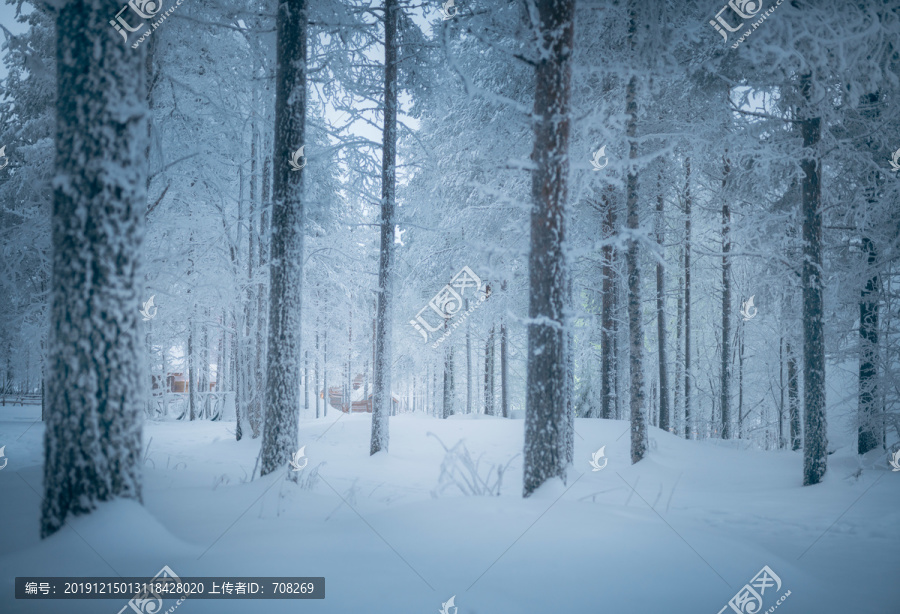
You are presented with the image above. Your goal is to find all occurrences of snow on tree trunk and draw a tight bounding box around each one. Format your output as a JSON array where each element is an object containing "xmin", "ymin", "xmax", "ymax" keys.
[
  {"xmin": 683, "ymin": 156, "xmax": 693, "ymax": 439},
  {"xmin": 655, "ymin": 171, "xmax": 669, "ymax": 433},
  {"xmin": 484, "ymin": 325, "xmax": 494, "ymax": 415},
  {"xmin": 370, "ymin": 0, "xmax": 399, "ymax": 455},
  {"xmin": 41, "ymin": 0, "xmax": 148, "ymax": 538},
  {"xmin": 800, "ymin": 73, "xmax": 827, "ymax": 486},
  {"xmin": 258, "ymin": 0, "xmax": 307, "ymax": 478},
  {"xmin": 466, "ymin": 300, "xmax": 472, "ymax": 414},
  {"xmin": 787, "ymin": 341, "xmax": 801, "ymax": 451},
  {"xmin": 501, "ymin": 317, "xmax": 509, "ymax": 418},
  {"xmin": 523, "ymin": 0, "xmax": 574, "ymax": 498},
  {"xmin": 858, "ymin": 237, "xmax": 879, "ymax": 454},
  {"xmin": 720, "ymin": 154, "xmax": 732, "ymax": 439},
  {"xmin": 442, "ymin": 341, "xmax": 454, "ymax": 419},
  {"xmin": 600, "ymin": 186, "xmax": 616, "ymax": 420},
  {"xmin": 624, "ymin": 31, "xmax": 646, "ymax": 463}
]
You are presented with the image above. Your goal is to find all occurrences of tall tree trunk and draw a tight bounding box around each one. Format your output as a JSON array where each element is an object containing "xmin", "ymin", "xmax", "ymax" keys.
[
  {"xmin": 787, "ymin": 341, "xmax": 801, "ymax": 450},
  {"xmin": 233, "ymin": 308, "xmax": 243, "ymax": 439},
  {"xmin": 720, "ymin": 153, "xmax": 732, "ymax": 439},
  {"xmin": 778, "ymin": 337, "xmax": 785, "ymax": 448},
  {"xmin": 323, "ymin": 329, "xmax": 328, "ymax": 417},
  {"xmin": 484, "ymin": 326, "xmax": 495, "ymax": 415},
  {"xmin": 523, "ymin": 0, "xmax": 575, "ymax": 497},
  {"xmin": 858, "ymin": 237, "xmax": 879, "ymax": 454},
  {"xmin": 42, "ymin": 0, "xmax": 147, "ymax": 536},
  {"xmin": 304, "ymin": 350, "xmax": 309, "ymax": 411},
  {"xmin": 370, "ymin": 0, "xmax": 399, "ymax": 455},
  {"xmin": 800, "ymin": 73, "xmax": 827, "ymax": 486},
  {"xmin": 600, "ymin": 186, "xmax": 616, "ymax": 420},
  {"xmin": 442, "ymin": 341, "xmax": 454, "ymax": 419},
  {"xmin": 655, "ymin": 170, "xmax": 669, "ymax": 432},
  {"xmin": 315, "ymin": 324, "xmax": 320, "ymax": 418},
  {"xmin": 466, "ymin": 299, "xmax": 472, "ymax": 414},
  {"xmin": 258, "ymin": 0, "xmax": 307, "ymax": 478},
  {"xmin": 501, "ymin": 316, "xmax": 509, "ymax": 418},
  {"xmin": 624, "ymin": 8, "xmax": 646, "ymax": 463},
  {"xmin": 683, "ymin": 156, "xmax": 693, "ymax": 439},
  {"xmin": 674, "ymin": 263, "xmax": 683, "ymax": 435}
]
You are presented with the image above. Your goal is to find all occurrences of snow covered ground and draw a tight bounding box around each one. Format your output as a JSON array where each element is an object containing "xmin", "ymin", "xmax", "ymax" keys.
[{"xmin": 1, "ymin": 403, "xmax": 898, "ymax": 613}]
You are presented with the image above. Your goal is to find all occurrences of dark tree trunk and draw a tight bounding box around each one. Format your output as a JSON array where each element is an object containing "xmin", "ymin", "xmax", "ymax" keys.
[
  {"xmin": 683, "ymin": 157, "xmax": 693, "ymax": 439},
  {"xmin": 655, "ymin": 170, "xmax": 669, "ymax": 433},
  {"xmin": 523, "ymin": 0, "xmax": 575, "ymax": 497},
  {"xmin": 42, "ymin": 0, "xmax": 148, "ymax": 537},
  {"xmin": 600, "ymin": 186, "xmax": 616, "ymax": 420},
  {"xmin": 858, "ymin": 237, "xmax": 879, "ymax": 454},
  {"xmin": 787, "ymin": 341, "xmax": 801, "ymax": 451},
  {"xmin": 371, "ymin": 0, "xmax": 400, "ymax": 454},
  {"xmin": 258, "ymin": 0, "xmax": 307, "ymax": 477},
  {"xmin": 624, "ymin": 8, "xmax": 646, "ymax": 463},
  {"xmin": 720, "ymin": 154, "xmax": 732, "ymax": 439},
  {"xmin": 800, "ymin": 73, "xmax": 827, "ymax": 486},
  {"xmin": 501, "ymin": 317, "xmax": 509, "ymax": 418}
]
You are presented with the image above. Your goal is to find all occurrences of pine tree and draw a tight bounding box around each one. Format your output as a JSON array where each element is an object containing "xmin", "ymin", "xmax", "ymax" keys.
[
  {"xmin": 41, "ymin": 0, "xmax": 148, "ymax": 537},
  {"xmin": 523, "ymin": 0, "xmax": 575, "ymax": 497},
  {"xmin": 258, "ymin": 0, "xmax": 307, "ymax": 477}
]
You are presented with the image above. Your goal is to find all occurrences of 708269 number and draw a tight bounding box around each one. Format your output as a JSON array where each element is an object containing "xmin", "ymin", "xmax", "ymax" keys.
[{"xmin": 272, "ymin": 582, "xmax": 314, "ymax": 594}]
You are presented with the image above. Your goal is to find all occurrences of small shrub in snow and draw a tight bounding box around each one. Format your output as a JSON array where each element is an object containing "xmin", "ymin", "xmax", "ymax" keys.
[{"xmin": 428, "ymin": 432, "xmax": 519, "ymax": 497}]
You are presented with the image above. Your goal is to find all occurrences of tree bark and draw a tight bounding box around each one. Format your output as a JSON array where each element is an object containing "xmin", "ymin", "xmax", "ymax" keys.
[
  {"xmin": 600, "ymin": 185, "xmax": 616, "ymax": 420},
  {"xmin": 370, "ymin": 0, "xmax": 400, "ymax": 454},
  {"xmin": 720, "ymin": 153, "xmax": 732, "ymax": 439},
  {"xmin": 800, "ymin": 72, "xmax": 827, "ymax": 485},
  {"xmin": 655, "ymin": 170, "xmax": 669, "ymax": 432},
  {"xmin": 42, "ymin": 0, "xmax": 147, "ymax": 537},
  {"xmin": 858, "ymin": 237, "xmax": 879, "ymax": 454},
  {"xmin": 501, "ymin": 317, "xmax": 509, "ymax": 418},
  {"xmin": 683, "ymin": 157, "xmax": 693, "ymax": 439},
  {"xmin": 523, "ymin": 0, "xmax": 575, "ymax": 497},
  {"xmin": 787, "ymin": 341, "xmax": 801, "ymax": 451},
  {"xmin": 258, "ymin": 0, "xmax": 306, "ymax": 477}
]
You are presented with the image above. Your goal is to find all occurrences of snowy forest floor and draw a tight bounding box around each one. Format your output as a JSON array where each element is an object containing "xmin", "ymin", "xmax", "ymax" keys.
[{"xmin": 1, "ymin": 404, "xmax": 898, "ymax": 613}]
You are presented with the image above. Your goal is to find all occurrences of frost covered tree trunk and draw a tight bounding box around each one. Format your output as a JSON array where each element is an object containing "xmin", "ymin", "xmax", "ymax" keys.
[
  {"xmin": 800, "ymin": 73, "xmax": 827, "ymax": 485},
  {"xmin": 484, "ymin": 325, "xmax": 494, "ymax": 415},
  {"xmin": 442, "ymin": 341, "xmax": 454, "ymax": 419},
  {"xmin": 858, "ymin": 237, "xmax": 879, "ymax": 455},
  {"xmin": 624, "ymin": 12, "xmax": 646, "ymax": 463},
  {"xmin": 523, "ymin": 0, "xmax": 574, "ymax": 498},
  {"xmin": 370, "ymin": 0, "xmax": 399, "ymax": 455},
  {"xmin": 315, "ymin": 323, "xmax": 320, "ymax": 418},
  {"xmin": 600, "ymin": 186, "xmax": 616, "ymax": 420},
  {"xmin": 304, "ymin": 350, "xmax": 309, "ymax": 411},
  {"xmin": 323, "ymin": 329, "xmax": 328, "ymax": 417},
  {"xmin": 500, "ymin": 316, "xmax": 509, "ymax": 418},
  {"xmin": 674, "ymin": 263, "xmax": 683, "ymax": 434},
  {"xmin": 258, "ymin": 0, "xmax": 306, "ymax": 478},
  {"xmin": 41, "ymin": 0, "xmax": 148, "ymax": 537},
  {"xmin": 683, "ymin": 157, "xmax": 693, "ymax": 439},
  {"xmin": 655, "ymin": 171, "xmax": 669, "ymax": 433},
  {"xmin": 720, "ymin": 154, "xmax": 731, "ymax": 439},
  {"xmin": 787, "ymin": 341, "xmax": 801, "ymax": 451}
]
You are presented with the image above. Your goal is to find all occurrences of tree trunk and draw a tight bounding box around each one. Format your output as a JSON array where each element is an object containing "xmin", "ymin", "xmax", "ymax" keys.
[
  {"xmin": 655, "ymin": 170, "xmax": 669, "ymax": 433},
  {"xmin": 787, "ymin": 341, "xmax": 801, "ymax": 451},
  {"xmin": 370, "ymin": 0, "xmax": 400, "ymax": 455},
  {"xmin": 720, "ymin": 153, "xmax": 732, "ymax": 439},
  {"xmin": 800, "ymin": 73, "xmax": 827, "ymax": 486},
  {"xmin": 600, "ymin": 186, "xmax": 616, "ymax": 420},
  {"xmin": 674, "ymin": 262, "xmax": 683, "ymax": 434},
  {"xmin": 443, "ymin": 341, "xmax": 454, "ymax": 419},
  {"xmin": 323, "ymin": 329, "xmax": 328, "ymax": 417},
  {"xmin": 42, "ymin": 0, "xmax": 147, "ymax": 536},
  {"xmin": 624, "ymin": 12, "xmax": 646, "ymax": 463},
  {"xmin": 484, "ymin": 326, "xmax": 495, "ymax": 415},
  {"xmin": 258, "ymin": 0, "xmax": 307, "ymax": 478},
  {"xmin": 858, "ymin": 237, "xmax": 879, "ymax": 454},
  {"xmin": 466, "ymin": 299, "xmax": 472, "ymax": 414},
  {"xmin": 501, "ymin": 318, "xmax": 509, "ymax": 418},
  {"xmin": 523, "ymin": 0, "xmax": 575, "ymax": 497},
  {"xmin": 315, "ymin": 324, "xmax": 320, "ymax": 418},
  {"xmin": 683, "ymin": 156, "xmax": 693, "ymax": 439}
]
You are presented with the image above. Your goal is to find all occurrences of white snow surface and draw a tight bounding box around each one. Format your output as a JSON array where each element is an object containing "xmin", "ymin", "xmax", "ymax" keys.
[{"xmin": 1, "ymin": 403, "xmax": 898, "ymax": 613}]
